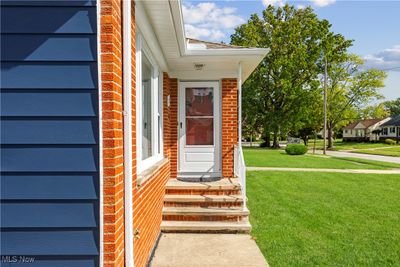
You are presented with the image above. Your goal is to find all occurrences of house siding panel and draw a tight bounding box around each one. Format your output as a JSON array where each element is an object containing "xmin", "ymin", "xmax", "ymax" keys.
[{"xmin": 0, "ymin": 1, "xmax": 99, "ymax": 266}]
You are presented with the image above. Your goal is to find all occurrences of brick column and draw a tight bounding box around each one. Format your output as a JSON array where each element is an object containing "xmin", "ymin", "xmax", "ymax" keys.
[
  {"xmin": 163, "ymin": 73, "xmax": 171, "ymax": 159},
  {"xmin": 221, "ymin": 79, "xmax": 238, "ymax": 178},
  {"xmin": 99, "ymin": 0, "xmax": 125, "ymax": 266},
  {"xmin": 169, "ymin": 78, "xmax": 178, "ymax": 178}
]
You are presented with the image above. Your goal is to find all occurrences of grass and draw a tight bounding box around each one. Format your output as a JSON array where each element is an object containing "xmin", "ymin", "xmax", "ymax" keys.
[
  {"xmin": 354, "ymin": 147, "xmax": 400, "ymax": 157},
  {"xmin": 247, "ymin": 171, "xmax": 400, "ymax": 267},
  {"xmin": 310, "ymin": 139, "xmax": 396, "ymax": 151},
  {"xmin": 243, "ymin": 148, "xmax": 400, "ymax": 169}
]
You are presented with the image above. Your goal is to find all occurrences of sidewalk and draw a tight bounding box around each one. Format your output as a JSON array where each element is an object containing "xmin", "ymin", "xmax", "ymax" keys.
[
  {"xmin": 150, "ymin": 233, "xmax": 269, "ymax": 267},
  {"xmin": 247, "ymin": 167, "xmax": 400, "ymax": 174},
  {"xmin": 312, "ymin": 150, "xmax": 400, "ymax": 164}
]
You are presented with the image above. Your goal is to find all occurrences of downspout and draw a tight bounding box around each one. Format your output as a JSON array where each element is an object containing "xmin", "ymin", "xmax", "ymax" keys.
[
  {"xmin": 238, "ymin": 62, "xmax": 242, "ymax": 147},
  {"xmin": 123, "ymin": 0, "xmax": 134, "ymax": 266}
]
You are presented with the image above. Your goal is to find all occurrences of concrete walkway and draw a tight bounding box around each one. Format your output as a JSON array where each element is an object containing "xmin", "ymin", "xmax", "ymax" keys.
[
  {"xmin": 150, "ymin": 233, "xmax": 269, "ymax": 267},
  {"xmin": 312, "ymin": 150, "xmax": 400, "ymax": 164},
  {"xmin": 247, "ymin": 167, "xmax": 400, "ymax": 174}
]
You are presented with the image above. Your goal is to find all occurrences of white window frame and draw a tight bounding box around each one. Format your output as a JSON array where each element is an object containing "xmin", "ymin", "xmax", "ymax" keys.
[{"xmin": 136, "ymin": 31, "xmax": 164, "ymax": 174}]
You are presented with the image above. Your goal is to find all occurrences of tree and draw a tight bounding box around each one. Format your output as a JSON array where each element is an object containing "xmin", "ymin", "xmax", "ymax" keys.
[
  {"xmin": 384, "ymin": 98, "xmax": 400, "ymax": 116},
  {"xmin": 231, "ymin": 5, "xmax": 350, "ymax": 148},
  {"xmin": 295, "ymin": 92, "xmax": 324, "ymax": 145},
  {"xmin": 359, "ymin": 103, "xmax": 389, "ymax": 119},
  {"xmin": 242, "ymin": 84, "xmax": 263, "ymax": 146},
  {"xmin": 325, "ymin": 54, "xmax": 387, "ymax": 148}
]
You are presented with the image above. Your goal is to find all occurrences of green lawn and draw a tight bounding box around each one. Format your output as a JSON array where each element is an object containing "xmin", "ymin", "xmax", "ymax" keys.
[
  {"xmin": 247, "ymin": 171, "xmax": 400, "ymax": 267},
  {"xmin": 243, "ymin": 148, "xmax": 400, "ymax": 169},
  {"xmin": 310, "ymin": 139, "xmax": 396, "ymax": 151},
  {"xmin": 354, "ymin": 147, "xmax": 400, "ymax": 157}
]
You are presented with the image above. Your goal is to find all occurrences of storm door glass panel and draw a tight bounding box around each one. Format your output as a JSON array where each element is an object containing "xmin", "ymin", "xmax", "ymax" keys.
[
  {"xmin": 142, "ymin": 53, "xmax": 152, "ymax": 160},
  {"xmin": 185, "ymin": 87, "xmax": 214, "ymax": 145}
]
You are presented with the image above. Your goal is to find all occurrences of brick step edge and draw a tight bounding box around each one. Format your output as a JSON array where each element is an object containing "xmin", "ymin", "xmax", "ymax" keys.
[
  {"xmin": 162, "ymin": 207, "xmax": 249, "ymax": 216},
  {"xmin": 165, "ymin": 179, "xmax": 241, "ymax": 191},
  {"xmin": 164, "ymin": 194, "xmax": 244, "ymax": 203},
  {"xmin": 161, "ymin": 220, "xmax": 251, "ymax": 233}
]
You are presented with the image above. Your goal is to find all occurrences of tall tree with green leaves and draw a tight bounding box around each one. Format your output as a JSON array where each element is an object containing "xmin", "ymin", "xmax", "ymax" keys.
[
  {"xmin": 231, "ymin": 5, "xmax": 351, "ymax": 148},
  {"xmin": 325, "ymin": 54, "xmax": 387, "ymax": 148},
  {"xmin": 384, "ymin": 98, "xmax": 400, "ymax": 116},
  {"xmin": 359, "ymin": 103, "xmax": 389, "ymax": 119}
]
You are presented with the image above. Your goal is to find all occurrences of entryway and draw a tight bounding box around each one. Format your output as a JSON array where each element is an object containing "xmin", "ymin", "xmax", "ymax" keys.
[{"xmin": 178, "ymin": 81, "xmax": 221, "ymax": 180}]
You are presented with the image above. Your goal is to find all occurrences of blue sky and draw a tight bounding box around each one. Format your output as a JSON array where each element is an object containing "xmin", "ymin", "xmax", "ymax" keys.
[{"xmin": 182, "ymin": 0, "xmax": 400, "ymax": 100}]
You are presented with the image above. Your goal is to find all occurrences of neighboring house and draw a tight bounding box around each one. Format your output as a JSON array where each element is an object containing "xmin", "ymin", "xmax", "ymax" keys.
[
  {"xmin": 379, "ymin": 115, "xmax": 400, "ymax": 141},
  {"xmin": 0, "ymin": 1, "xmax": 268, "ymax": 267},
  {"xmin": 343, "ymin": 118, "xmax": 390, "ymax": 142}
]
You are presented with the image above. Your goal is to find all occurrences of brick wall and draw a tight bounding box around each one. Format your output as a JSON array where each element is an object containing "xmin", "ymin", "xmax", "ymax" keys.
[
  {"xmin": 221, "ymin": 79, "xmax": 238, "ymax": 178},
  {"xmin": 100, "ymin": 1, "xmax": 176, "ymax": 265},
  {"xmin": 99, "ymin": 0, "xmax": 125, "ymax": 266},
  {"xmin": 169, "ymin": 78, "xmax": 178, "ymax": 178},
  {"xmin": 132, "ymin": 162, "xmax": 170, "ymax": 267}
]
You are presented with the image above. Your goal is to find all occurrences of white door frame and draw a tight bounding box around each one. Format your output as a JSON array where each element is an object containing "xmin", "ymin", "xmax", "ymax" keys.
[{"xmin": 178, "ymin": 81, "xmax": 221, "ymax": 178}]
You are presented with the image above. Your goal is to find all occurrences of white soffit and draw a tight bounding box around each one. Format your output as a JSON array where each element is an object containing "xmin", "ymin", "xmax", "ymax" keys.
[{"xmin": 140, "ymin": 0, "xmax": 269, "ymax": 82}]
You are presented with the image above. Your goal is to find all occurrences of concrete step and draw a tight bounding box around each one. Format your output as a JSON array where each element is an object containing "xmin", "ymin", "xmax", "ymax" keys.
[
  {"xmin": 161, "ymin": 220, "xmax": 251, "ymax": 233},
  {"xmin": 165, "ymin": 178, "xmax": 241, "ymax": 191},
  {"xmin": 164, "ymin": 194, "xmax": 244, "ymax": 203},
  {"xmin": 163, "ymin": 206, "xmax": 249, "ymax": 217}
]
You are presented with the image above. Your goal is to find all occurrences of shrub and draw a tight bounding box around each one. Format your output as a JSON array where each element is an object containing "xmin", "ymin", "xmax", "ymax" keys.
[
  {"xmin": 259, "ymin": 141, "xmax": 269, "ymax": 148},
  {"xmin": 285, "ymin": 144, "xmax": 308, "ymax": 155},
  {"xmin": 385, "ymin": 139, "xmax": 396, "ymax": 145}
]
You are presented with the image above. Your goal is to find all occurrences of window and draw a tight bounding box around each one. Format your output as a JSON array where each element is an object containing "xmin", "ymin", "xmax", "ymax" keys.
[
  {"xmin": 142, "ymin": 53, "xmax": 152, "ymax": 159},
  {"xmin": 344, "ymin": 130, "xmax": 348, "ymax": 134},
  {"xmin": 390, "ymin": 127, "xmax": 396, "ymax": 133},
  {"xmin": 185, "ymin": 88, "xmax": 214, "ymax": 145},
  {"xmin": 136, "ymin": 32, "xmax": 163, "ymax": 174},
  {"xmin": 382, "ymin": 127, "xmax": 388, "ymax": 136}
]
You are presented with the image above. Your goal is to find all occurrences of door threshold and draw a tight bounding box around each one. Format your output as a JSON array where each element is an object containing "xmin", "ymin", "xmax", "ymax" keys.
[
  {"xmin": 176, "ymin": 176, "xmax": 222, "ymax": 183},
  {"xmin": 177, "ymin": 172, "xmax": 222, "ymax": 182}
]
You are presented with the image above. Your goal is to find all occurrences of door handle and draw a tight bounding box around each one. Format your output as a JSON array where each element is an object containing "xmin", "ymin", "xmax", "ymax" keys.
[{"xmin": 180, "ymin": 122, "xmax": 182, "ymax": 129}]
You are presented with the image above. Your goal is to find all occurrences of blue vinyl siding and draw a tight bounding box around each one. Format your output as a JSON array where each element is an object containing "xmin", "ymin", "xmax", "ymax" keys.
[{"xmin": 0, "ymin": 1, "xmax": 99, "ymax": 266}]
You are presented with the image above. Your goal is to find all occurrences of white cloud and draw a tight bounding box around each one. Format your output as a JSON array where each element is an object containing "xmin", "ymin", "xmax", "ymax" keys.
[
  {"xmin": 185, "ymin": 24, "xmax": 225, "ymax": 40},
  {"xmin": 262, "ymin": 0, "xmax": 335, "ymax": 7},
  {"xmin": 364, "ymin": 45, "xmax": 400, "ymax": 72},
  {"xmin": 262, "ymin": 0, "xmax": 284, "ymax": 7},
  {"xmin": 310, "ymin": 0, "xmax": 336, "ymax": 7},
  {"xmin": 182, "ymin": 2, "xmax": 245, "ymax": 41}
]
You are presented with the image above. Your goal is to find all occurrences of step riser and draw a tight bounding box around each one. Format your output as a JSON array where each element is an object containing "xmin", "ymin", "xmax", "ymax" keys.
[
  {"xmin": 163, "ymin": 215, "xmax": 246, "ymax": 221},
  {"xmin": 163, "ymin": 179, "xmax": 249, "ymax": 233},
  {"xmin": 166, "ymin": 189, "xmax": 241, "ymax": 195},
  {"xmin": 164, "ymin": 202, "xmax": 243, "ymax": 208},
  {"xmin": 161, "ymin": 229, "xmax": 250, "ymax": 234}
]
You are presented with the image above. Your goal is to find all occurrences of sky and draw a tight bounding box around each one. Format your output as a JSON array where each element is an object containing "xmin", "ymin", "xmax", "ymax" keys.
[{"xmin": 182, "ymin": 0, "xmax": 400, "ymax": 101}]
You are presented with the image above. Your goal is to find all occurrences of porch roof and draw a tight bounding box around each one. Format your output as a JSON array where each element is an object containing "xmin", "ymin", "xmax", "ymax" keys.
[{"xmin": 138, "ymin": 0, "xmax": 269, "ymax": 82}]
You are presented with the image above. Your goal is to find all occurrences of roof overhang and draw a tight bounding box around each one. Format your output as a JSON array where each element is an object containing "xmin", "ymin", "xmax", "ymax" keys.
[{"xmin": 138, "ymin": 0, "xmax": 269, "ymax": 83}]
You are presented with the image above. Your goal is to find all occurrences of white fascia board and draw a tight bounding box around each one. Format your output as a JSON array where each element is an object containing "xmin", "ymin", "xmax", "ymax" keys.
[
  {"xmin": 169, "ymin": 69, "xmax": 239, "ymax": 80},
  {"xmin": 185, "ymin": 48, "xmax": 269, "ymax": 57},
  {"xmin": 136, "ymin": 1, "xmax": 169, "ymax": 72},
  {"xmin": 169, "ymin": 0, "xmax": 188, "ymax": 56}
]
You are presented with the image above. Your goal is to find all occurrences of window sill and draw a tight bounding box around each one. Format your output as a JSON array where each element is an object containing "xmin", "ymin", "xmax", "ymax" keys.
[{"xmin": 137, "ymin": 158, "xmax": 168, "ymax": 187}]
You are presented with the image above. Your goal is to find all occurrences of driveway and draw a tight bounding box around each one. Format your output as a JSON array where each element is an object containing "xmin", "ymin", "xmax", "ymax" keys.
[
  {"xmin": 150, "ymin": 233, "xmax": 269, "ymax": 267},
  {"xmin": 313, "ymin": 150, "xmax": 400, "ymax": 164}
]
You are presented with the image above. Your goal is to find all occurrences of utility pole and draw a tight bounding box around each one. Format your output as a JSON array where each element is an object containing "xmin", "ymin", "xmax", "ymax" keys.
[{"xmin": 323, "ymin": 56, "xmax": 328, "ymax": 155}]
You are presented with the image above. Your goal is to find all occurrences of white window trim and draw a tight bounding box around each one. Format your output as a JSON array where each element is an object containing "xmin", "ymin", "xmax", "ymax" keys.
[{"xmin": 136, "ymin": 31, "xmax": 164, "ymax": 175}]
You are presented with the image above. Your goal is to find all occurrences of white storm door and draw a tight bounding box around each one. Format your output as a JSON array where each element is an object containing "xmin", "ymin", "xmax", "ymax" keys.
[{"xmin": 178, "ymin": 81, "xmax": 221, "ymax": 176}]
